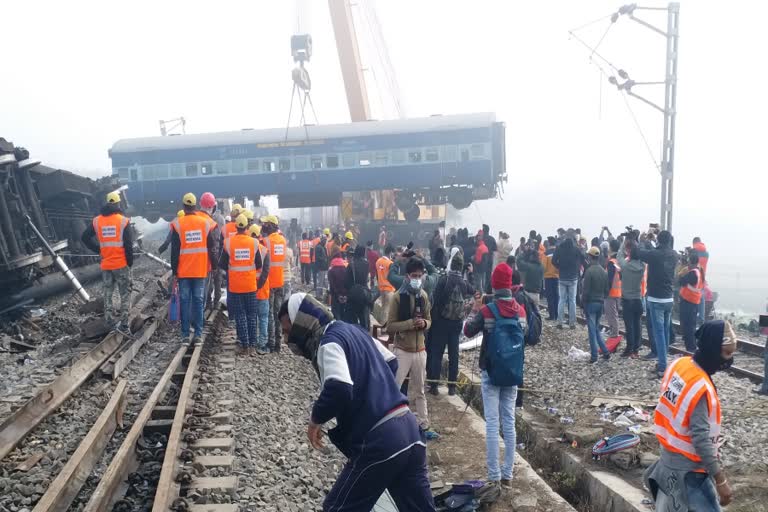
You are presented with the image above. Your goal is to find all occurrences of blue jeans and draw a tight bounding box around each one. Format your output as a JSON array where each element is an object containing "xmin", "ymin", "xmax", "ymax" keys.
[
  {"xmin": 481, "ymin": 371, "xmax": 517, "ymax": 481},
  {"xmin": 655, "ymin": 472, "xmax": 720, "ymax": 511},
  {"xmin": 585, "ymin": 302, "xmax": 608, "ymax": 360},
  {"xmin": 255, "ymin": 298, "xmax": 270, "ymax": 350},
  {"xmin": 558, "ymin": 279, "xmax": 578, "ymax": 326},
  {"xmin": 647, "ymin": 300, "xmax": 674, "ymax": 372},
  {"xmin": 178, "ymin": 277, "xmax": 206, "ymax": 338},
  {"xmin": 697, "ymin": 297, "xmax": 706, "ymax": 327}
]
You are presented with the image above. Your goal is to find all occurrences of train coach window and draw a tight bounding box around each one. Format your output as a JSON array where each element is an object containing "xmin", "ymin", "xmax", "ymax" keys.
[
  {"xmin": 142, "ymin": 166, "xmax": 155, "ymax": 180},
  {"xmin": 441, "ymin": 146, "xmax": 457, "ymax": 162},
  {"xmin": 118, "ymin": 168, "xmax": 129, "ymax": 180},
  {"xmin": 232, "ymin": 159, "xmax": 245, "ymax": 174},
  {"xmin": 311, "ymin": 156, "xmax": 323, "ymax": 169},
  {"xmin": 201, "ymin": 163, "xmax": 214, "ymax": 176},
  {"xmin": 391, "ymin": 149, "xmax": 405, "ymax": 164},
  {"xmin": 471, "ymin": 144, "xmax": 485, "ymax": 158},
  {"xmin": 247, "ymin": 159, "xmax": 260, "ymax": 172},
  {"xmin": 342, "ymin": 153, "xmax": 356, "ymax": 167},
  {"xmin": 185, "ymin": 163, "xmax": 198, "ymax": 177},
  {"xmin": 425, "ymin": 148, "xmax": 439, "ymax": 162},
  {"xmin": 294, "ymin": 156, "xmax": 307, "ymax": 170},
  {"xmin": 263, "ymin": 160, "xmax": 276, "ymax": 172},
  {"xmin": 375, "ymin": 152, "xmax": 388, "ymax": 166},
  {"xmin": 408, "ymin": 150, "xmax": 422, "ymax": 163},
  {"xmin": 279, "ymin": 159, "xmax": 291, "ymax": 171},
  {"xmin": 130, "ymin": 168, "xmax": 138, "ymax": 181},
  {"xmin": 359, "ymin": 152, "xmax": 372, "ymax": 167},
  {"xmin": 170, "ymin": 164, "xmax": 184, "ymax": 178},
  {"xmin": 156, "ymin": 164, "xmax": 169, "ymax": 179},
  {"xmin": 215, "ymin": 160, "xmax": 231, "ymax": 175},
  {"xmin": 326, "ymin": 155, "xmax": 339, "ymax": 168}
]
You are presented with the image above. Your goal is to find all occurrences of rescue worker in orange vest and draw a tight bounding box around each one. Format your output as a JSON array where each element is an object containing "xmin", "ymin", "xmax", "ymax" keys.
[
  {"xmin": 604, "ymin": 239, "xmax": 623, "ymax": 340},
  {"xmin": 679, "ymin": 252, "xmax": 705, "ymax": 352},
  {"xmin": 222, "ymin": 203, "xmax": 242, "ymax": 240},
  {"xmin": 692, "ymin": 237, "xmax": 709, "ymax": 326},
  {"xmin": 310, "ymin": 229, "xmax": 322, "ymax": 290},
  {"xmin": 375, "ymin": 244, "xmax": 397, "ymax": 324},
  {"xmin": 261, "ymin": 215, "xmax": 288, "ymax": 352},
  {"xmin": 159, "ymin": 210, "xmax": 185, "ymax": 254},
  {"xmin": 81, "ymin": 191, "xmax": 134, "ymax": 334},
  {"xmin": 298, "ymin": 233, "xmax": 312, "ymax": 285},
  {"xmin": 645, "ymin": 320, "xmax": 736, "ymax": 510},
  {"xmin": 248, "ymin": 224, "xmax": 272, "ymax": 354},
  {"xmin": 341, "ymin": 231, "xmax": 355, "ymax": 256},
  {"xmin": 170, "ymin": 193, "xmax": 217, "ymax": 344},
  {"xmin": 200, "ymin": 192, "xmax": 223, "ymax": 311},
  {"xmin": 218, "ymin": 214, "xmax": 269, "ymax": 355}
]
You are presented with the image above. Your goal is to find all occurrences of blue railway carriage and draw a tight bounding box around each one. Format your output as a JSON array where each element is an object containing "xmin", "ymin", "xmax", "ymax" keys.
[{"xmin": 109, "ymin": 113, "xmax": 506, "ymax": 222}]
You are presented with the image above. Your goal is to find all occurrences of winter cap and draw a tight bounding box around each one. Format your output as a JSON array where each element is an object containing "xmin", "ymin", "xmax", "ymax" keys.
[{"xmin": 491, "ymin": 263, "xmax": 513, "ymax": 291}]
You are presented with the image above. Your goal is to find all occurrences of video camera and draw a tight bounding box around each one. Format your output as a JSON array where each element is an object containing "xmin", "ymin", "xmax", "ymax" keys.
[{"xmin": 621, "ymin": 225, "xmax": 640, "ymax": 241}]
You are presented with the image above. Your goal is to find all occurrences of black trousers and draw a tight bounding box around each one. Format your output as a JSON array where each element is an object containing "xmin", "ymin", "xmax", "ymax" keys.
[
  {"xmin": 426, "ymin": 318, "xmax": 462, "ymax": 389},
  {"xmin": 301, "ymin": 263, "xmax": 312, "ymax": 284},
  {"xmin": 622, "ymin": 298, "xmax": 643, "ymax": 353}
]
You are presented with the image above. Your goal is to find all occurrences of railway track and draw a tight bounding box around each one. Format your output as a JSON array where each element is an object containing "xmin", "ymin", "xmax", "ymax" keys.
[
  {"xmin": 538, "ymin": 302, "xmax": 764, "ymax": 384},
  {"xmin": 0, "ymin": 269, "xmax": 241, "ymax": 511}
]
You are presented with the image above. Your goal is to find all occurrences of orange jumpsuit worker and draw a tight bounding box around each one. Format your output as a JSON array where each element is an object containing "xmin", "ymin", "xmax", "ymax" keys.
[{"xmin": 261, "ymin": 215, "xmax": 287, "ymax": 352}]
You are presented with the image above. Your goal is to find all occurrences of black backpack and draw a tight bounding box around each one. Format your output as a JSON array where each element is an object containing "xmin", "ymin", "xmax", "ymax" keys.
[{"xmin": 514, "ymin": 291, "xmax": 542, "ymax": 346}]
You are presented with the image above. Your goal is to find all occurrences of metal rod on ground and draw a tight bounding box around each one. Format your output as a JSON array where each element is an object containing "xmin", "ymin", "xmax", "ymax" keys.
[
  {"xmin": 24, "ymin": 215, "xmax": 90, "ymax": 303},
  {"xmin": 143, "ymin": 251, "xmax": 171, "ymax": 269}
]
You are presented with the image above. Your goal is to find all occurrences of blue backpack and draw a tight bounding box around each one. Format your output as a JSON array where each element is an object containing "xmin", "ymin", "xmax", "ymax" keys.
[{"xmin": 486, "ymin": 302, "xmax": 525, "ymax": 387}]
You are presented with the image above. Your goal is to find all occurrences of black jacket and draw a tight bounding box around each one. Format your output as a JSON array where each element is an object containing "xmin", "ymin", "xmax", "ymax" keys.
[
  {"xmin": 345, "ymin": 258, "xmax": 370, "ymax": 290},
  {"xmin": 81, "ymin": 205, "xmax": 134, "ymax": 267},
  {"xmin": 314, "ymin": 242, "xmax": 329, "ymax": 271},
  {"xmin": 552, "ymin": 239, "xmax": 583, "ymax": 281},
  {"xmin": 638, "ymin": 243, "xmax": 679, "ymax": 299}
]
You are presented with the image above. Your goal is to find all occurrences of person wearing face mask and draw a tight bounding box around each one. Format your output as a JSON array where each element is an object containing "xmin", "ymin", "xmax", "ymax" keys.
[
  {"xmin": 278, "ymin": 294, "xmax": 435, "ymax": 511},
  {"xmin": 386, "ymin": 257, "xmax": 432, "ymax": 430},
  {"xmin": 644, "ymin": 320, "xmax": 737, "ymax": 511}
]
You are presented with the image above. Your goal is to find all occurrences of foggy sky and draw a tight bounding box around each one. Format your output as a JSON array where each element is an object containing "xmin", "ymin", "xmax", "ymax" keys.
[{"xmin": 2, "ymin": 1, "xmax": 766, "ymax": 310}]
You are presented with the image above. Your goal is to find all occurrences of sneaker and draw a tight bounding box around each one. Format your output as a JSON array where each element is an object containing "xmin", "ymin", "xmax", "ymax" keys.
[
  {"xmin": 192, "ymin": 336, "xmax": 203, "ymax": 346},
  {"xmin": 557, "ymin": 324, "xmax": 564, "ymax": 330},
  {"xmin": 569, "ymin": 324, "xmax": 577, "ymax": 330},
  {"xmin": 653, "ymin": 370, "xmax": 665, "ymax": 379},
  {"xmin": 620, "ymin": 349, "xmax": 632, "ymax": 358},
  {"xmin": 642, "ymin": 353, "xmax": 657, "ymax": 361},
  {"xmin": 429, "ymin": 385, "xmax": 439, "ymax": 396},
  {"xmin": 448, "ymin": 385, "xmax": 457, "ymax": 396},
  {"xmin": 500, "ymin": 478, "xmax": 513, "ymax": 489},
  {"xmin": 589, "ymin": 358, "xmax": 598, "ymax": 364},
  {"xmin": 115, "ymin": 322, "xmax": 132, "ymax": 337},
  {"xmin": 256, "ymin": 348, "xmax": 268, "ymax": 355},
  {"xmin": 602, "ymin": 353, "xmax": 611, "ymax": 362}
]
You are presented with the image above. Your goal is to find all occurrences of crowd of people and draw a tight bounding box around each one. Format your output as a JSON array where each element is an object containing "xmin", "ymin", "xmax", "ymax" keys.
[{"xmin": 84, "ymin": 194, "xmax": 750, "ymax": 510}]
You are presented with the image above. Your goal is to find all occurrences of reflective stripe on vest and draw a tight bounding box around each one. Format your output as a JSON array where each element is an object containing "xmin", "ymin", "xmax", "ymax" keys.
[
  {"xmin": 93, "ymin": 214, "xmax": 129, "ymax": 270},
  {"xmin": 265, "ymin": 233, "xmax": 286, "ymax": 287},
  {"xmin": 172, "ymin": 213, "xmax": 213, "ymax": 278},
  {"xmin": 608, "ymin": 258, "xmax": 622, "ymax": 298},
  {"xmin": 225, "ymin": 234, "xmax": 258, "ymax": 293},
  {"xmin": 653, "ymin": 357, "xmax": 721, "ymax": 467},
  {"xmin": 679, "ymin": 268, "xmax": 704, "ymax": 305}
]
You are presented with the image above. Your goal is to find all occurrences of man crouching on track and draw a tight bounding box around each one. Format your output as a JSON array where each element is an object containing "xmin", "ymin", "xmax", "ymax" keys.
[{"xmin": 279, "ymin": 293, "xmax": 435, "ymax": 511}]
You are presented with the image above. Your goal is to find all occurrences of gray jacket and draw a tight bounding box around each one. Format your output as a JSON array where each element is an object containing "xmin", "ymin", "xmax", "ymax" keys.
[{"xmin": 618, "ymin": 242, "xmax": 646, "ymax": 301}]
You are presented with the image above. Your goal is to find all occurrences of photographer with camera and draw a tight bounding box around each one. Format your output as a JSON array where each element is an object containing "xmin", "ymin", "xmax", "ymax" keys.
[
  {"xmin": 678, "ymin": 251, "xmax": 704, "ymax": 352},
  {"xmin": 637, "ymin": 230, "xmax": 679, "ymax": 379}
]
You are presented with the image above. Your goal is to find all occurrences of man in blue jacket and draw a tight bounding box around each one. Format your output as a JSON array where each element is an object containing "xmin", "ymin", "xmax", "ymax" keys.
[{"xmin": 279, "ymin": 293, "xmax": 435, "ymax": 512}]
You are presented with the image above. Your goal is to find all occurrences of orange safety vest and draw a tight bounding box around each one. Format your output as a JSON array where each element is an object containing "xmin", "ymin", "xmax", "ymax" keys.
[
  {"xmin": 171, "ymin": 213, "xmax": 214, "ymax": 278},
  {"xmin": 92, "ymin": 213, "xmax": 129, "ymax": 270},
  {"xmin": 299, "ymin": 239, "xmax": 312, "ymax": 264},
  {"xmin": 654, "ymin": 356, "xmax": 721, "ymax": 468},
  {"xmin": 223, "ymin": 222, "xmax": 238, "ymax": 239},
  {"xmin": 311, "ymin": 237, "xmax": 321, "ymax": 263},
  {"xmin": 692, "ymin": 242, "xmax": 709, "ymax": 279},
  {"xmin": 256, "ymin": 242, "xmax": 270, "ymax": 300},
  {"xmin": 376, "ymin": 256, "xmax": 395, "ymax": 292},
  {"xmin": 607, "ymin": 257, "xmax": 622, "ymax": 298},
  {"xmin": 264, "ymin": 232, "xmax": 287, "ymax": 288},
  {"xmin": 327, "ymin": 240, "xmax": 336, "ymax": 257},
  {"xmin": 341, "ymin": 242, "xmax": 350, "ymax": 253},
  {"xmin": 224, "ymin": 234, "xmax": 258, "ymax": 294},
  {"xmin": 679, "ymin": 268, "xmax": 704, "ymax": 305},
  {"xmin": 641, "ymin": 266, "xmax": 648, "ymax": 297}
]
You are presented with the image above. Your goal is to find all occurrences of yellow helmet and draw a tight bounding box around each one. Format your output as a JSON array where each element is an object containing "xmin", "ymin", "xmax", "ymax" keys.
[
  {"xmin": 249, "ymin": 224, "xmax": 262, "ymax": 237},
  {"xmin": 231, "ymin": 203, "xmax": 242, "ymax": 214},
  {"xmin": 345, "ymin": 231, "xmax": 354, "ymax": 240},
  {"xmin": 323, "ymin": 228, "xmax": 331, "ymax": 235},
  {"xmin": 182, "ymin": 192, "xmax": 196, "ymax": 206},
  {"xmin": 106, "ymin": 191, "xmax": 121, "ymax": 204},
  {"xmin": 177, "ymin": 210, "xmax": 185, "ymax": 217},
  {"xmin": 243, "ymin": 209, "xmax": 254, "ymax": 221},
  {"xmin": 261, "ymin": 214, "xmax": 279, "ymax": 225},
  {"xmin": 235, "ymin": 214, "xmax": 249, "ymax": 229}
]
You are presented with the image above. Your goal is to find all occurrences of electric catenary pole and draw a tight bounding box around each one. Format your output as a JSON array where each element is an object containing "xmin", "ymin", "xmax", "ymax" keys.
[{"xmin": 570, "ymin": 3, "xmax": 679, "ymax": 232}]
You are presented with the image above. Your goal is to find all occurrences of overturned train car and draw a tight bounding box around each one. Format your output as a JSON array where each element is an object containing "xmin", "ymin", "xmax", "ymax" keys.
[{"xmin": 0, "ymin": 138, "xmax": 124, "ymax": 311}]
